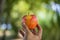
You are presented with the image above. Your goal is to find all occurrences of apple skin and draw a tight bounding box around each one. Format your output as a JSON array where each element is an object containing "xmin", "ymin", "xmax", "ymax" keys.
[{"xmin": 22, "ymin": 15, "xmax": 38, "ymax": 30}]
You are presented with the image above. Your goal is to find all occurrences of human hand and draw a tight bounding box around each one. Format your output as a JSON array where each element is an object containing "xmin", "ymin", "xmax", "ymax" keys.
[{"xmin": 19, "ymin": 23, "xmax": 42, "ymax": 40}]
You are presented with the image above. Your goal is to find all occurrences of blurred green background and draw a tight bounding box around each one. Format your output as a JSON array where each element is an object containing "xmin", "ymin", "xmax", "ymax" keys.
[{"xmin": 0, "ymin": 0, "xmax": 60, "ymax": 40}]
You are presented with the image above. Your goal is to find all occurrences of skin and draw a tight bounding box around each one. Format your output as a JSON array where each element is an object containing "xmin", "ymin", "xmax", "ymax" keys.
[{"xmin": 19, "ymin": 23, "xmax": 42, "ymax": 40}]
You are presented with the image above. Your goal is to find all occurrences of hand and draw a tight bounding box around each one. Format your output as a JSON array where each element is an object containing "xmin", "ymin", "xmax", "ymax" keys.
[{"xmin": 19, "ymin": 23, "xmax": 42, "ymax": 40}]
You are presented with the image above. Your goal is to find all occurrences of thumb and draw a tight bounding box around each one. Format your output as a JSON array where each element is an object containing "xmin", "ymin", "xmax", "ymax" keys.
[{"xmin": 37, "ymin": 25, "xmax": 42, "ymax": 37}]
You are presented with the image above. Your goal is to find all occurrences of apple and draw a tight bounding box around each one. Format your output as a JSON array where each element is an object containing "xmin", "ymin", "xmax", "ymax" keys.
[{"xmin": 22, "ymin": 14, "xmax": 38, "ymax": 30}]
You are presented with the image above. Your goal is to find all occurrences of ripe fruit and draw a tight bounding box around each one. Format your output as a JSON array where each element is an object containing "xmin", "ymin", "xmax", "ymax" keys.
[{"xmin": 22, "ymin": 14, "xmax": 38, "ymax": 30}]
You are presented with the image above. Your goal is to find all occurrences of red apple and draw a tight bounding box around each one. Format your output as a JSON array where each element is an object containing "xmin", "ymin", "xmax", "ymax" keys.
[{"xmin": 22, "ymin": 14, "xmax": 38, "ymax": 30}]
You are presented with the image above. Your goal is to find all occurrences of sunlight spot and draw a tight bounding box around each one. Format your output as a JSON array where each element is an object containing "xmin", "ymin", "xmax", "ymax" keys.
[{"xmin": 37, "ymin": 11, "xmax": 46, "ymax": 20}]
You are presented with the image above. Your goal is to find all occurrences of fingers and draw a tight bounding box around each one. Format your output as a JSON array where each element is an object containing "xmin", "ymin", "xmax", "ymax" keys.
[
  {"xmin": 22, "ymin": 23, "xmax": 32, "ymax": 34},
  {"xmin": 32, "ymin": 29, "xmax": 37, "ymax": 35},
  {"xmin": 19, "ymin": 30, "xmax": 25, "ymax": 37},
  {"xmin": 22, "ymin": 23, "xmax": 29, "ymax": 32}
]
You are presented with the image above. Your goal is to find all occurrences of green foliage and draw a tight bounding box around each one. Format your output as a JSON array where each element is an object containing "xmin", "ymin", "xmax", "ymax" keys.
[{"xmin": 0, "ymin": 0, "xmax": 60, "ymax": 40}]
